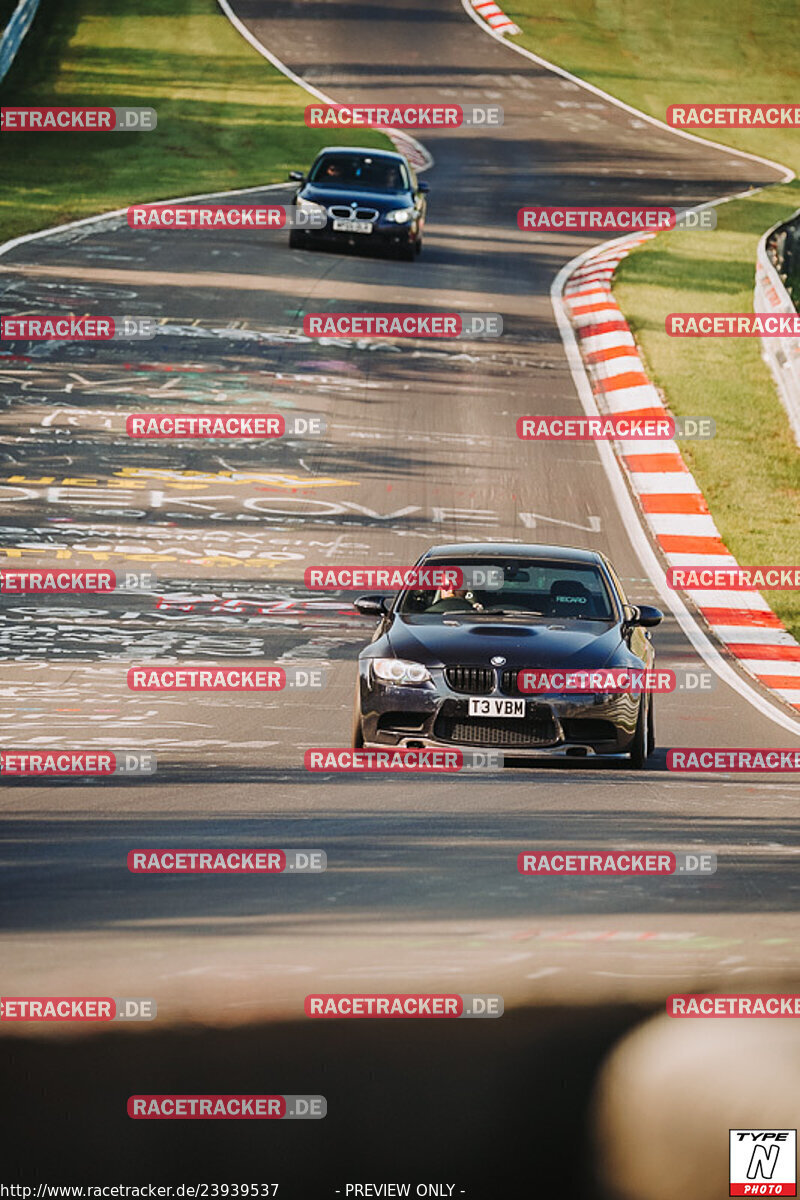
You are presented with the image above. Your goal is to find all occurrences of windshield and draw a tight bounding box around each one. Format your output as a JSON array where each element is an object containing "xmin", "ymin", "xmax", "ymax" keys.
[
  {"xmin": 395, "ymin": 558, "xmax": 617, "ymax": 621},
  {"xmin": 309, "ymin": 153, "xmax": 410, "ymax": 192}
]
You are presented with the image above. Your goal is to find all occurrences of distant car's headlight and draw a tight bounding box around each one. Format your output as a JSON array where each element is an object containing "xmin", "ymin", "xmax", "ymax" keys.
[
  {"xmin": 372, "ymin": 658, "xmax": 431, "ymax": 685},
  {"xmin": 384, "ymin": 207, "xmax": 415, "ymax": 224}
]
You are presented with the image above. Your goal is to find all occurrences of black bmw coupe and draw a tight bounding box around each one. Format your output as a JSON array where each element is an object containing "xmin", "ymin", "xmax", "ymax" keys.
[
  {"xmin": 351, "ymin": 544, "xmax": 663, "ymax": 767},
  {"xmin": 288, "ymin": 146, "xmax": 428, "ymax": 260}
]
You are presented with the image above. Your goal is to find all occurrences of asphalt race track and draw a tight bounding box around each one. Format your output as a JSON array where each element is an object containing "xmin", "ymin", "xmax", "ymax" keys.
[{"xmin": 0, "ymin": 1, "xmax": 799, "ymax": 1192}]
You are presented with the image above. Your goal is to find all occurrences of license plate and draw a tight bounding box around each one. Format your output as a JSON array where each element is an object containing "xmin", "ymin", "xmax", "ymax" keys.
[
  {"xmin": 332, "ymin": 218, "xmax": 373, "ymax": 234},
  {"xmin": 468, "ymin": 698, "xmax": 526, "ymax": 719}
]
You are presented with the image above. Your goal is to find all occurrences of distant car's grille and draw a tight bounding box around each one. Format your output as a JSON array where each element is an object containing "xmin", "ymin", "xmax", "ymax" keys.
[
  {"xmin": 328, "ymin": 205, "xmax": 379, "ymax": 221},
  {"xmin": 434, "ymin": 701, "xmax": 559, "ymax": 747},
  {"xmin": 445, "ymin": 666, "xmax": 495, "ymax": 694}
]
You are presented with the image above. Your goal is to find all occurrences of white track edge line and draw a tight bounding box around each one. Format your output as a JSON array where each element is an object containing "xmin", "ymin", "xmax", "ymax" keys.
[
  {"xmin": 0, "ymin": 182, "xmax": 286, "ymax": 261},
  {"xmin": 459, "ymin": 0, "xmax": 794, "ymax": 184}
]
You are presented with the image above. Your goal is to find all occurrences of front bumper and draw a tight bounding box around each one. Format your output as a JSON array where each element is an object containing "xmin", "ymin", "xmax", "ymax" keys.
[
  {"xmin": 357, "ymin": 663, "xmax": 641, "ymax": 759},
  {"xmin": 293, "ymin": 224, "xmax": 417, "ymax": 252}
]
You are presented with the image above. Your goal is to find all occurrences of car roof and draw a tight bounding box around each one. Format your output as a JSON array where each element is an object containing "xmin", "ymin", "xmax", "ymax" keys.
[
  {"xmin": 313, "ymin": 146, "xmax": 407, "ymax": 163},
  {"xmin": 420, "ymin": 543, "xmax": 605, "ymax": 564}
]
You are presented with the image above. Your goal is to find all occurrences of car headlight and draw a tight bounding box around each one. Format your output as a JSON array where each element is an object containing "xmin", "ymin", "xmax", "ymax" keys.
[
  {"xmin": 296, "ymin": 196, "xmax": 326, "ymax": 215},
  {"xmin": 372, "ymin": 657, "xmax": 431, "ymax": 685},
  {"xmin": 384, "ymin": 207, "xmax": 415, "ymax": 224}
]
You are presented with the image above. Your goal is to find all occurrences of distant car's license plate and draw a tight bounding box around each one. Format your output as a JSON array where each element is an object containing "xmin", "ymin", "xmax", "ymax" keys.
[
  {"xmin": 332, "ymin": 218, "xmax": 373, "ymax": 234},
  {"xmin": 468, "ymin": 698, "xmax": 526, "ymax": 718}
]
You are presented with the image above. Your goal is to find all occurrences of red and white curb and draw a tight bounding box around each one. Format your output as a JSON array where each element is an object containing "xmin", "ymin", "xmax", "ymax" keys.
[
  {"xmin": 469, "ymin": 0, "xmax": 520, "ymax": 35},
  {"xmin": 564, "ymin": 233, "xmax": 800, "ymax": 714},
  {"xmin": 383, "ymin": 128, "xmax": 433, "ymax": 174}
]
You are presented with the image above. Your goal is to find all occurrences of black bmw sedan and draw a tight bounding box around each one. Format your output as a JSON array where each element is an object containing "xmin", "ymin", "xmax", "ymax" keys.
[
  {"xmin": 351, "ymin": 544, "xmax": 663, "ymax": 767},
  {"xmin": 288, "ymin": 146, "xmax": 428, "ymax": 260}
]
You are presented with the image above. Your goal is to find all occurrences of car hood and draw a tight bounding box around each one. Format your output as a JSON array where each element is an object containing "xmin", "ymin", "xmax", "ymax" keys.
[
  {"xmin": 383, "ymin": 616, "xmax": 625, "ymax": 668},
  {"xmin": 300, "ymin": 183, "xmax": 414, "ymax": 214}
]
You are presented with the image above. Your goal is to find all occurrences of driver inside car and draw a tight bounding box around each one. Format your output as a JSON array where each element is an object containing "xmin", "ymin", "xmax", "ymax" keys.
[{"xmin": 425, "ymin": 586, "xmax": 485, "ymax": 613}]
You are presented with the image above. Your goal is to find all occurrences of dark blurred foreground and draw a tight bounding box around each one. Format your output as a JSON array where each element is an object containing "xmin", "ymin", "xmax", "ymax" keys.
[{"xmin": 0, "ymin": 1005, "xmax": 649, "ymax": 1196}]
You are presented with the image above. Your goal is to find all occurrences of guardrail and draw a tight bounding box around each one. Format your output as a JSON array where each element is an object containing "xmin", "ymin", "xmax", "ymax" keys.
[
  {"xmin": 755, "ymin": 207, "xmax": 800, "ymax": 446},
  {"xmin": 0, "ymin": 0, "xmax": 40, "ymax": 83}
]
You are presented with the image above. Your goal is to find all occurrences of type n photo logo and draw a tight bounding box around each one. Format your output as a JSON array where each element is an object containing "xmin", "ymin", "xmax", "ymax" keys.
[{"xmin": 730, "ymin": 1130, "xmax": 796, "ymax": 1195}]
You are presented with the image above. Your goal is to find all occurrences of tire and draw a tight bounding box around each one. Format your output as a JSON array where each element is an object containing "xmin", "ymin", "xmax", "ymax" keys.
[
  {"xmin": 288, "ymin": 230, "xmax": 305, "ymax": 250},
  {"xmin": 628, "ymin": 698, "xmax": 649, "ymax": 769},
  {"xmin": 351, "ymin": 688, "xmax": 365, "ymax": 748},
  {"xmin": 647, "ymin": 697, "xmax": 655, "ymax": 755},
  {"xmin": 414, "ymin": 236, "xmax": 422, "ymax": 257}
]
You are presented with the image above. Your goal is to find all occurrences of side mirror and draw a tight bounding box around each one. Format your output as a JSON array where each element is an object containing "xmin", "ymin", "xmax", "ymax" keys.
[
  {"xmin": 624, "ymin": 603, "xmax": 663, "ymax": 628},
  {"xmin": 288, "ymin": 171, "xmax": 305, "ymax": 182},
  {"xmin": 417, "ymin": 180, "xmax": 430, "ymax": 193},
  {"xmin": 354, "ymin": 594, "xmax": 390, "ymax": 616}
]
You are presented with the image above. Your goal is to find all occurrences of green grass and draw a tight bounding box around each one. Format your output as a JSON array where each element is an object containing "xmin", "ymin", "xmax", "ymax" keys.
[
  {"xmin": 0, "ymin": 0, "xmax": 390, "ymax": 245},
  {"xmin": 506, "ymin": 0, "xmax": 800, "ymax": 638}
]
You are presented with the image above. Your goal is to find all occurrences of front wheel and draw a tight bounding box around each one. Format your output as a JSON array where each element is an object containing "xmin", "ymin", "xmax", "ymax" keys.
[
  {"xmin": 351, "ymin": 689, "xmax": 365, "ymax": 748},
  {"xmin": 288, "ymin": 230, "xmax": 305, "ymax": 250},
  {"xmin": 628, "ymin": 698, "xmax": 649, "ymax": 769}
]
